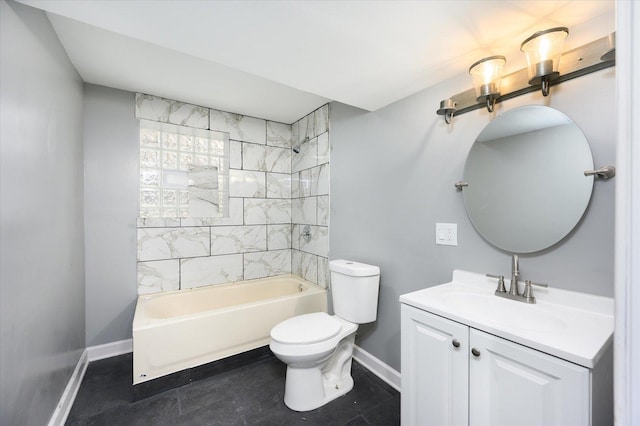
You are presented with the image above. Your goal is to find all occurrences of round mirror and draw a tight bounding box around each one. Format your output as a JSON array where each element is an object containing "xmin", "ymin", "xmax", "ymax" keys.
[{"xmin": 462, "ymin": 105, "xmax": 594, "ymax": 253}]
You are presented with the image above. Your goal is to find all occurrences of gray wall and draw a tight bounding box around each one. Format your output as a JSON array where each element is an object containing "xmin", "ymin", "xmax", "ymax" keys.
[
  {"xmin": 0, "ymin": 1, "xmax": 85, "ymax": 424},
  {"xmin": 330, "ymin": 69, "xmax": 616, "ymax": 371},
  {"xmin": 83, "ymin": 84, "xmax": 139, "ymax": 346}
]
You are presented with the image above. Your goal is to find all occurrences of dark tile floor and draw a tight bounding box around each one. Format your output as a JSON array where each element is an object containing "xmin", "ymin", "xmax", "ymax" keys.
[{"xmin": 66, "ymin": 352, "xmax": 400, "ymax": 425}]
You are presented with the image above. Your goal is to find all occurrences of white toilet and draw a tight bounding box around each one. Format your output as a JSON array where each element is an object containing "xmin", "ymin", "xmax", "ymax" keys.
[{"xmin": 269, "ymin": 259, "xmax": 380, "ymax": 411}]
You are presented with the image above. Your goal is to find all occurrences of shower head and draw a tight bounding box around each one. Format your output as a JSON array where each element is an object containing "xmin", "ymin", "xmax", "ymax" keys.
[{"xmin": 292, "ymin": 136, "xmax": 310, "ymax": 154}]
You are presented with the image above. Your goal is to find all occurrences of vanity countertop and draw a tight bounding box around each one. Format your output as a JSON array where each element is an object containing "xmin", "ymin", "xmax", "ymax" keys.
[{"xmin": 399, "ymin": 270, "xmax": 614, "ymax": 368}]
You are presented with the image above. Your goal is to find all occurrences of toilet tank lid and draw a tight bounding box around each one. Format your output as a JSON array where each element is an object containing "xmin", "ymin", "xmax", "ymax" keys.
[{"xmin": 329, "ymin": 259, "xmax": 380, "ymax": 277}]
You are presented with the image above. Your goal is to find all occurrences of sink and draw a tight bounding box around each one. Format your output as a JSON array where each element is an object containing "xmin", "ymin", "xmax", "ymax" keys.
[
  {"xmin": 399, "ymin": 269, "xmax": 614, "ymax": 368},
  {"xmin": 440, "ymin": 291, "xmax": 569, "ymax": 332}
]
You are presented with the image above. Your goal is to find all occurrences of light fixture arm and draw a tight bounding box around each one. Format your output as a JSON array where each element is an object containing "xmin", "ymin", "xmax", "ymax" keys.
[
  {"xmin": 444, "ymin": 110, "xmax": 454, "ymax": 124},
  {"xmin": 486, "ymin": 97, "xmax": 496, "ymax": 112},
  {"xmin": 541, "ymin": 79, "xmax": 551, "ymax": 97},
  {"xmin": 436, "ymin": 99, "xmax": 457, "ymax": 124}
]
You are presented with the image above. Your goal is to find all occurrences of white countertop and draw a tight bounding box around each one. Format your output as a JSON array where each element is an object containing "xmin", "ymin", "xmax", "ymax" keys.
[{"xmin": 399, "ymin": 270, "xmax": 614, "ymax": 368}]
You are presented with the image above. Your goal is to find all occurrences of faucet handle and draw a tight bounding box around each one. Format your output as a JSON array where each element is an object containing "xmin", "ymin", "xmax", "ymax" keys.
[
  {"xmin": 528, "ymin": 280, "xmax": 548, "ymax": 288},
  {"xmin": 522, "ymin": 280, "xmax": 549, "ymax": 300},
  {"xmin": 487, "ymin": 274, "xmax": 506, "ymax": 293}
]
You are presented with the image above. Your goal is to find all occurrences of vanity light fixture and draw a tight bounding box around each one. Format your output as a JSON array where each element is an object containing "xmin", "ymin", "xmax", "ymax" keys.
[
  {"xmin": 520, "ymin": 27, "xmax": 569, "ymax": 96},
  {"xmin": 469, "ymin": 55, "xmax": 505, "ymax": 112},
  {"xmin": 436, "ymin": 31, "xmax": 615, "ymax": 122}
]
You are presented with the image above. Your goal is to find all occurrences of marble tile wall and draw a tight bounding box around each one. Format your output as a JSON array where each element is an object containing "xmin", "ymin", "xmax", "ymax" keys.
[
  {"xmin": 135, "ymin": 94, "xmax": 331, "ymax": 295},
  {"xmin": 291, "ymin": 105, "xmax": 330, "ymax": 288},
  {"xmin": 135, "ymin": 94, "xmax": 296, "ymax": 295}
]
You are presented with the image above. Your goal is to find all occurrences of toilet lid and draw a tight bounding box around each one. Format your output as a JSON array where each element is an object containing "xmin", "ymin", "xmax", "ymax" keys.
[{"xmin": 271, "ymin": 312, "xmax": 341, "ymax": 345}]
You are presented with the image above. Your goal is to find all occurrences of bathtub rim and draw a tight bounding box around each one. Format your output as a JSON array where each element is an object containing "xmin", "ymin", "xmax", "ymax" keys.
[{"xmin": 133, "ymin": 274, "xmax": 327, "ymax": 330}]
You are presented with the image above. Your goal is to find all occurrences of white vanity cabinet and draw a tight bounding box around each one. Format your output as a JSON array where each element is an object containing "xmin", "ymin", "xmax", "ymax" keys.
[
  {"xmin": 401, "ymin": 305, "xmax": 469, "ymax": 426},
  {"xmin": 401, "ymin": 302, "xmax": 612, "ymax": 426},
  {"xmin": 468, "ymin": 325, "xmax": 589, "ymax": 426}
]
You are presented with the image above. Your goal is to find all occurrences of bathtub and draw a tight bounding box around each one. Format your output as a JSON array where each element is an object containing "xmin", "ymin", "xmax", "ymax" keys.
[{"xmin": 132, "ymin": 274, "xmax": 327, "ymax": 384}]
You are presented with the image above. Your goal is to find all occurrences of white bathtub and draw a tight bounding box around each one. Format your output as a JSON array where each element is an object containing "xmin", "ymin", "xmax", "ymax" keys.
[{"xmin": 132, "ymin": 274, "xmax": 327, "ymax": 384}]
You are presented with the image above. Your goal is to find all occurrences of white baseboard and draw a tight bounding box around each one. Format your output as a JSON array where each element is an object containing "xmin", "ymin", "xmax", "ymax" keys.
[
  {"xmin": 48, "ymin": 339, "xmax": 134, "ymax": 425},
  {"xmin": 47, "ymin": 350, "xmax": 89, "ymax": 426},
  {"xmin": 353, "ymin": 344, "xmax": 401, "ymax": 392},
  {"xmin": 86, "ymin": 338, "xmax": 133, "ymax": 361}
]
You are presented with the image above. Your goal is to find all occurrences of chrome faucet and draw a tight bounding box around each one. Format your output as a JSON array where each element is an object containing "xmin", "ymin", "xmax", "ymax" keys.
[
  {"xmin": 487, "ymin": 254, "xmax": 548, "ymax": 304},
  {"xmin": 509, "ymin": 255, "xmax": 520, "ymax": 296}
]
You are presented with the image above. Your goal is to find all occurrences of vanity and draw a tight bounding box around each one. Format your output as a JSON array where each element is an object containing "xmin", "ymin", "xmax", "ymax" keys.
[
  {"xmin": 399, "ymin": 105, "xmax": 615, "ymax": 425},
  {"xmin": 400, "ymin": 270, "xmax": 613, "ymax": 426}
]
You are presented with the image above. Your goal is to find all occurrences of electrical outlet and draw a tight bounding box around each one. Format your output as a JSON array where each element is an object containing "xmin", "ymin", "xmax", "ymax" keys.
[{"xmin": 435, "ymin": 223, "xmax": 458, "ymax": 246}]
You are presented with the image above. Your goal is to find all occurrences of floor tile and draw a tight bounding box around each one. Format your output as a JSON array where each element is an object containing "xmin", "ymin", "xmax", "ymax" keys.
[{"xmin": 66, "ymin": 350, "xmax": 400, "ymax": 426}]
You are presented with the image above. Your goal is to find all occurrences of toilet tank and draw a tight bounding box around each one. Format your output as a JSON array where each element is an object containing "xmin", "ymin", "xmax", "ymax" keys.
[{"xmin": 329, "ymin": 259, "xmax": 380, "ymax": 324}]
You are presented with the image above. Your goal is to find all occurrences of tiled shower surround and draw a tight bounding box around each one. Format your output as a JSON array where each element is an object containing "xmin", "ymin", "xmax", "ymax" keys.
[{"xmin": 135, "ymin": 94, "xmax": 329, "ymax": 294}]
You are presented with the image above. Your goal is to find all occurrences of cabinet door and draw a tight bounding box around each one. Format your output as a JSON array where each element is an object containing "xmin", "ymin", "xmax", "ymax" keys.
[
  {"xmin": 401, "ymin": 304, "xmax": 469, "ymax": 426},
  {"xmin": 469, "ymin": 329, "xmax": 590, "ymax": 426}
]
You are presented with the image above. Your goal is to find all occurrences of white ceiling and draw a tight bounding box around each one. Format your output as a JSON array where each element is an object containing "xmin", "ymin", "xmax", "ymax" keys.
[{"xmin": 19, "ymin": 0, "xmax": 614, "ymax": 124}]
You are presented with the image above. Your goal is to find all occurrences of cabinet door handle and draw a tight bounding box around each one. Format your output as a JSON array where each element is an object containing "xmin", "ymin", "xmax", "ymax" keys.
[
  {"xmin": 471, "ymin": 348, "xmax": 481, "ymax": 357},
  {"xmin": 452, "ymin": 339, "xmax": 460, "ymax": 348}
]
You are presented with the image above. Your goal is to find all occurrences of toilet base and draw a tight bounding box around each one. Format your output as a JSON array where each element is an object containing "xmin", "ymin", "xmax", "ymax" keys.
[{"xmin": 283, "ymin": 334, "xmax": 356, "ymax": 411}]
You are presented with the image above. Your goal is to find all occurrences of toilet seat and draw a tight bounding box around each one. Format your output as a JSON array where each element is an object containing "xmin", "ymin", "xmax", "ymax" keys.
[
  {"xmin": 270, "ymin": 314, "xmax": 358, "ymax": 361},
  {"xmin": 271, "ymin": 312, "xmax": 341, "ymax": 345}
]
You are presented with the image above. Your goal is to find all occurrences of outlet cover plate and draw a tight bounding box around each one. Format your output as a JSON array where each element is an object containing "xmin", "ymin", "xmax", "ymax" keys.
[{"xmin": 436, "ymin": 223, "xmax": 458, "ymax": 246}]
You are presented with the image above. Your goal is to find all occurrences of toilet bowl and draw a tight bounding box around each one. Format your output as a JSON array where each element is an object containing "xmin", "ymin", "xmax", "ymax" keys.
[{"xmin": 269, "ymin": 259, "xmax": 380, "ymax": 412}]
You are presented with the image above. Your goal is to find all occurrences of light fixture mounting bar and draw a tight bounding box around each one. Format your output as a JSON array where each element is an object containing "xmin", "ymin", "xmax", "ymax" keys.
[{"xmin": 439, "ymin": 32, "xmax": 615, "ymax": 117}]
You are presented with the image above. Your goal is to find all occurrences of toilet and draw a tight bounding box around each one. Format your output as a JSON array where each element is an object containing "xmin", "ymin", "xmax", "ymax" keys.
[{"xmin": 269, "ymin": 259, "xmax": 380, "ymax": 411}]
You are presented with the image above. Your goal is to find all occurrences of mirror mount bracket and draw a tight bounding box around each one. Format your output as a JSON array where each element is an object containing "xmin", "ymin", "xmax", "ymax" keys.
[
  {"xmin": 454, "ymin": 181, "xmax": 468, "ymax": 191},
  {"xmin": 584, "ymin": 165, "xmax": 616, "ymax": 179}
]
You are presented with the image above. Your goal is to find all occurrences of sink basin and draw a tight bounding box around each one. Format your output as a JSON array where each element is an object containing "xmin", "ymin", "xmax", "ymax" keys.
[
  {"xmin": 399, "ymin": 270, "xmax": 614, "ymax": 368},
  {"xmin": 440, "ymin": 291, "xmax": 569, "ymax": 332}
]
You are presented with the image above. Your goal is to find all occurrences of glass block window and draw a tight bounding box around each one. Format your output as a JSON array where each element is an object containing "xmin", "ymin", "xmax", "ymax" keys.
[{"xmin": 139, "ymin": 120, "xmax": 229, "ymax": 218}]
